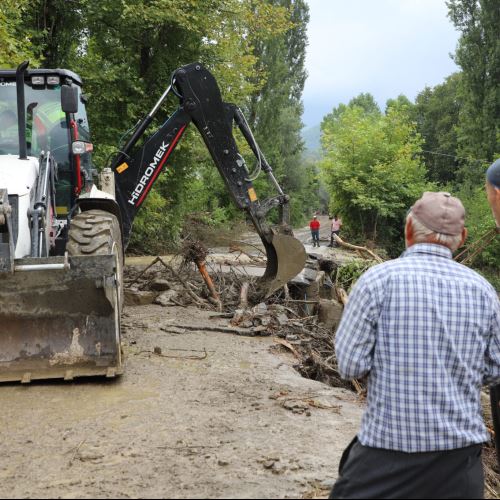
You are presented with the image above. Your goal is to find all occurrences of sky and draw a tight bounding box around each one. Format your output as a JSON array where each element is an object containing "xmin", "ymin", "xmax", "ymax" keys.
[{"xmin": 302, "ymin": 0, "xmax": 461, "ymax": 128}]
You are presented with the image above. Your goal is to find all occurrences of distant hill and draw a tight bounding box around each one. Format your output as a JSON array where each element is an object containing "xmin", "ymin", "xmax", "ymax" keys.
[{"xmin": 302, "ymin": 124, "xmax": 321, "ymax": 160}]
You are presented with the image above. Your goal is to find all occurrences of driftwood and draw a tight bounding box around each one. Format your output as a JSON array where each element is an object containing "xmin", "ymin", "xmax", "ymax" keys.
[
  {"xmin": 333, "ymin": 234, "xmax": 384, "ymax": 263},
  {"xmin": 336, "ymin": 287, "xmax": 349, "ymax": 306},
  {"xmin": 274, "ymin": 338, "xmax": 301, "ymax": 358},
  {"xmin": 161, "ymin": 324, "xmax": 249, "ymax": 335},
  {"xmin": 161, "ymin": 260, "xmax": 208, "ymax": 307},
  {"xmin": 455, "ymin": 227, "xmax": 498, "ymax": 266},
  {"xmin": 195, "ymin": 260, "xmax": 222, "ymax": 311},
  {"xmin": 239, "ymin": 282, "xmax": 249, "ymax": 309}
]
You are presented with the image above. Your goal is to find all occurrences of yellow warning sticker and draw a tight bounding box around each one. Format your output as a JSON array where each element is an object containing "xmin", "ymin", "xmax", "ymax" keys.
[
  {"xmin": 116, "ymin": 162, "xmax": 129, "ymax": 174},
  {"xmin": 56, "ymin": 206, "xmax": 69, "ymax": 215},
  {"xmin": 248, "ymin": 188, "xmax": 258, "ymax": 202}
]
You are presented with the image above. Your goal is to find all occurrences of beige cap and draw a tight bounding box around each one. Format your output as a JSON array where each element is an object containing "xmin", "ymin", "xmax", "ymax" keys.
[{"xmin": 411, "ymin": 192, "xmax": 465, "ymax": 235}]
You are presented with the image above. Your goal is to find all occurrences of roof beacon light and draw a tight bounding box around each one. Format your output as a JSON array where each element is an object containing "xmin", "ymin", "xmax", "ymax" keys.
[
  {"xmin": 31, "ymin": 76, "xmax": 45, "ymax": 86},
  {"xmin": 47, "ymin": 76, "xmax": 60, "ymax": 86}
]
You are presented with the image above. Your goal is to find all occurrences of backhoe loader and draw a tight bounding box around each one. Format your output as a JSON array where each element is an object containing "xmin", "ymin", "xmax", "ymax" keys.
[{"xmin": 0, "ymin": 61, "xmax": 306, "ymax": 383}]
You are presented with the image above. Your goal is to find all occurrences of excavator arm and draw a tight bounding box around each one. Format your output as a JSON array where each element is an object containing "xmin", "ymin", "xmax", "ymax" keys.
[{"xmin": 111, "ymin": 63, "xmax": 305, "ymax": 295}]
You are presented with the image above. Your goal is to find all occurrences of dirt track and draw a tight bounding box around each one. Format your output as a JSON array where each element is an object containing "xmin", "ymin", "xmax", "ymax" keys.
[{"xmin": 0, "ymin": 303, "xmax": 363, "ymax": 499}]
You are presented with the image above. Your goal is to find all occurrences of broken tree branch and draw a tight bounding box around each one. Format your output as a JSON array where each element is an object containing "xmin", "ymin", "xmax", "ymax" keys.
[
  {"xmin": 333, "ymin": 234, "xmax": 384, "ymax": 263},
  {"xmin": 239, "ymin": 282, "xmax": 249, "ymax": 309},
  {"xmin": 336, "ymin": 287, "xmax": 349, "ymax": 306}
]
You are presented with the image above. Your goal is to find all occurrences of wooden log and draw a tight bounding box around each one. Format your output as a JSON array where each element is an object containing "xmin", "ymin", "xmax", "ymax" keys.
[
  {"xmin": 333, "ymin": 234, "xmax": 384, "ymax": 263},
  {"xmin": 239, "ymin": 282, "xmax": 249, "ymax": 309},
  {"xmin": 336, "ymin": 287, "xmax": 349, "ymax": 306},
  {"xmin": 196, "ymin": 260, "xmax": 222, "ymax": 311}
]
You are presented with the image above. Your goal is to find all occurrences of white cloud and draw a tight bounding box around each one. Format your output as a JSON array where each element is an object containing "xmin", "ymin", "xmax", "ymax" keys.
[{"xmin": 303, "ymin": 0, "xmax": 460, "ymax": 126}]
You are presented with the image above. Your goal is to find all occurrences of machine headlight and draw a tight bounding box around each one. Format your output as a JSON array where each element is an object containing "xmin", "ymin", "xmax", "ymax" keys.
[
  {"xmin": 72, "ymin": 141, "xmax": 94, "ymax": 155},
  {"xmin": 47, "ymin": 76, "xmax": 60, "ymax": 86},
  {"xmin": 31, "ymin": 76, "xmax": 45, "ymax": 86}
]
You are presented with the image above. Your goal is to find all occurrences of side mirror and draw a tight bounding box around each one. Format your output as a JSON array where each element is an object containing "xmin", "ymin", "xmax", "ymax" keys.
[
  {"xmin": 61, "ymin": 85, "xmax": 78, "ymax": 114},
  {"xmin": 72, "ymin": 141, "xmax": 93, "ymax": 155}
]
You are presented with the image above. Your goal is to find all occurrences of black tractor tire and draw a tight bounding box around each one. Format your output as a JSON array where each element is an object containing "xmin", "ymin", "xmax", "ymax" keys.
[{"xmin": 67, "ymin": 209, "xmax": 124, "ymax": 310}]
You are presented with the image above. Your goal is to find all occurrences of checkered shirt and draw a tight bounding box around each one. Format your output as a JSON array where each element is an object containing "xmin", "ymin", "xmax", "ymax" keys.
[{"xmin": 335, "ymin": 243, "xmax": 500, "ymax": 452}]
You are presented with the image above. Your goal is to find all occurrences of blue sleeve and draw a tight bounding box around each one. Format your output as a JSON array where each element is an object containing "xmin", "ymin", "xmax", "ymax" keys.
[{"xmin": 335, "ymin": 271, "xmax": 380, "ymax": 380}]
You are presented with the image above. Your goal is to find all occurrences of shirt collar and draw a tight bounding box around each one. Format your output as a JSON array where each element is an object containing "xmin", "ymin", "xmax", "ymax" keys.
[{"xmin": 402, "ymin": 243, "xmax": 453, "ymax": 260}]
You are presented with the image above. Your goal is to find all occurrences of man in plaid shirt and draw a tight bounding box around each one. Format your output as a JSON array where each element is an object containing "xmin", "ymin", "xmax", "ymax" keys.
[{"xmin": 331, "ymin": 192, "xmax": 500, "ymax": 499}]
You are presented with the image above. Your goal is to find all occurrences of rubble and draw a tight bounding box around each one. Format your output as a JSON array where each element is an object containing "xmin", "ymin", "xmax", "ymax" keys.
[
  {"xmin": 317, "ymin": 299, "xmax": 343, "ymax": 330},
  {"xmin": 123, "ymin": 242, "xmax": 360, "ymax": 394},
  {"xmin": 124, "ymin": 289, "xmax": 157, "ymax": 307},
  {"xmin": 150, "ymin": 279, "xmax": 171, "ymax": 292},
  {"xmin": 154, "ymin": 289, "xmax": 180, "ymax": 307}
]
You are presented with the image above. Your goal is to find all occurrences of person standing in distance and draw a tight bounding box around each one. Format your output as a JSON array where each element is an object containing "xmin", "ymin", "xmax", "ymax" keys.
[
  {"xmin": 329, "ymin": 214, "xmax": 343, "ymax": 247},
  {"xmin": 310, "ymin": 215, "xmax": 320, "ymax": 247}
]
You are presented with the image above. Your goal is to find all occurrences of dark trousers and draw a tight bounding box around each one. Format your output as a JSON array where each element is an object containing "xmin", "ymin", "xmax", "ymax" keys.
[
  {"xmin": 330, "ymin": 437, "xmax": 484, "ymax": 499},
  {"xmin": 311, "ymin": 230, "xmax": 320, "ymax": 246},
  {"xmin": 490, "ymin": 384, "xmax": 500, "ymax": 467},
  {"xmin": 330, "ymin": 230, "xmax": 340, "ymax": 247}
]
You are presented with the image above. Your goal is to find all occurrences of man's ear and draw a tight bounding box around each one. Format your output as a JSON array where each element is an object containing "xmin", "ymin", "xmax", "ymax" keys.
[
  {"xmin": 460, "ymin": 227, "xmax": 468, "ymax": 248},
  {"xmin": 405, "ymin": 217, "xmax": 414, "ymax": 247}
]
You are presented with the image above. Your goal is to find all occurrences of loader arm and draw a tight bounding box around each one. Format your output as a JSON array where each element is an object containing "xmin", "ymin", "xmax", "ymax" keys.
[{"xmin": 111, "ymin": 63, "xmax": 305, "ymax": 294}]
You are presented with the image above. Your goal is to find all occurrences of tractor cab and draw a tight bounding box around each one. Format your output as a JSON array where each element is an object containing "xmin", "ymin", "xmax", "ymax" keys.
[{"xmin": 0, "ymin": 68, "xmax": 92, "ymax": 216}]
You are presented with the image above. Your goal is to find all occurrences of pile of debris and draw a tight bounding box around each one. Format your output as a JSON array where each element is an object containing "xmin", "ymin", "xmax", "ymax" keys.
[{"xmin": 124, "ymin": 240, "xmax": 361, "ymax": 394}]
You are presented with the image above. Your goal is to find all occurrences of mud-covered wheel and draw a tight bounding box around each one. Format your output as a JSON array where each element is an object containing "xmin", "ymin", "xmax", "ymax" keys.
[
  {"xmin": 67, "ymin": 209, "xmax": 124, "ymax": 375},
  {"xmin": 67, "ymin": 209, "xmax": 124, "ymax": 309}
]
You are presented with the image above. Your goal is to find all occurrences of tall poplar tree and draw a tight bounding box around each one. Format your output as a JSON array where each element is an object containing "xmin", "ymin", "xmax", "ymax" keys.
[
  {"xmin": 447, "ymin": 0, "xmax": 499, "ymax": 167},
  {"xmin": 247, "ymin": 0, "xmax": 311, "ymax": 223}
]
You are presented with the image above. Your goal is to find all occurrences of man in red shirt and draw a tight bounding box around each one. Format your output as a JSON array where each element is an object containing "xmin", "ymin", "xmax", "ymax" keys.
[{"xmin": 310, "ymin": 215, "xmax": 320, "ymax": 247}]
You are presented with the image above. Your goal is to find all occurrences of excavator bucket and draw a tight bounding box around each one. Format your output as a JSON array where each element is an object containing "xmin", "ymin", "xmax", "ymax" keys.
[
  {"xmin": 261, "ymin": 232, "xmax": 306, "ymax": 296},
  {"xmin": 0, "ymin": 254, "xmax": 122, "ymax": 383}
]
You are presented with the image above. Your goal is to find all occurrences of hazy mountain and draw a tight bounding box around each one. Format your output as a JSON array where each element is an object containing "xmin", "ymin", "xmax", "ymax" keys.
[{"xmin": 302, "ymin": 124, "xmax": 321, "ymax": 160}]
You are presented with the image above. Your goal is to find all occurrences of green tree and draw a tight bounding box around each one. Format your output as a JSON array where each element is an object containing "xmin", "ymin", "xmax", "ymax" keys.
[
  {"xmin": 246, "ymin": 0, "xmax": 311, "ymax": 225},
  {"xmin": 0, "ymin": 0, "xmax": 39, "ymax": 66},
  {"xmin": 447, "ymin": 0, "xmax": 499, "ymax": 167},
  {"xmin": 320, "ymin": 104, "xmax": 431, "ymax": 249},
  {"xmin": 348, "ymin": 93, "xmax": 381, "ymax": 116},
  {"xmin": 385, "ymin": 94, "xmax": 415, "ymax": 117},
  {"xmin": 23, "ymin": 0, "xmax": 85, "ymax": 67},
  {"xmin": 414, "ymin": 73, "xmax": 462, "ymax": 184},
  {"xmin": 454, "ymin": 183, "xmax": 500, "ymax": 287}
]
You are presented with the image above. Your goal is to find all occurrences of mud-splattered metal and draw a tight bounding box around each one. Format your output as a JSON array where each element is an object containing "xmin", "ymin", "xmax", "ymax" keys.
[
  {"xmin": 262, "ymin": 232, "xmax": 307, "ymax": 297},
  {"xmin": 0, "ymin": 255, "xmax": 122, "ymax": 383}
]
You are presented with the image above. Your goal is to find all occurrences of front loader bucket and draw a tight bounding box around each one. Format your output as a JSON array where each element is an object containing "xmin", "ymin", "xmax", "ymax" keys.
[
  {"xmin": 261, "ymin": 233, "xmax": 306, "ymax": 296},
  {"xmin": 0, "ymin": 255, "xmax": 122, "ymax": 383}
]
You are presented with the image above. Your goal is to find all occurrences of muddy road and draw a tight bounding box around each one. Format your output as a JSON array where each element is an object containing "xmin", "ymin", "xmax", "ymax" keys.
[{"xmin": 0, "ymin": 303, "xmax": 362, "ymax": 499}]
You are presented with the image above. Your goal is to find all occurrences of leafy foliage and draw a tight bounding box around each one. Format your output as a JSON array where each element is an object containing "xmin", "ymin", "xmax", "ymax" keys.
[
  {"xmin": 0, "ymin": 0, "xmax": 312, "ymax": 253},
  {"xmin": 320, "ymin": 98, "xmax": 431, "ymax": 251},
  {"xmin": 336, "ymin": 260, "xmax": 374, "ymax": 292},
  {"xmin": 456, "ymin": 183, "xmax": 500, "ymax": 265},
  {"xmin": 0, "ymin": 0, "xmax": 40, "ymax": 66},
  {"xmin": 246, "ymin": 0, "xmax": 312, "ymax": 226},
  {"xmin": 447, "ymin": 0, "xmax": 499, "ymax": 166},
  {"xmin": 414, "ymin": 74, "xmax": 462, "ymax": 184}
]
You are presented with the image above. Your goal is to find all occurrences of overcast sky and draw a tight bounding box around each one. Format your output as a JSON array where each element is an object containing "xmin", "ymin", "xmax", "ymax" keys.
[{"xmin": 303, "ymin": 0, "xmax": 460, "ymax": 128}]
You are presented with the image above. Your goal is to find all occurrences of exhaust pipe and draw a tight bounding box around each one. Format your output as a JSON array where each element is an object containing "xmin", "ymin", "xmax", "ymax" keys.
[{"xmin": 15, "ymin": 61, "xmax": 29, "ymax": 160}]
